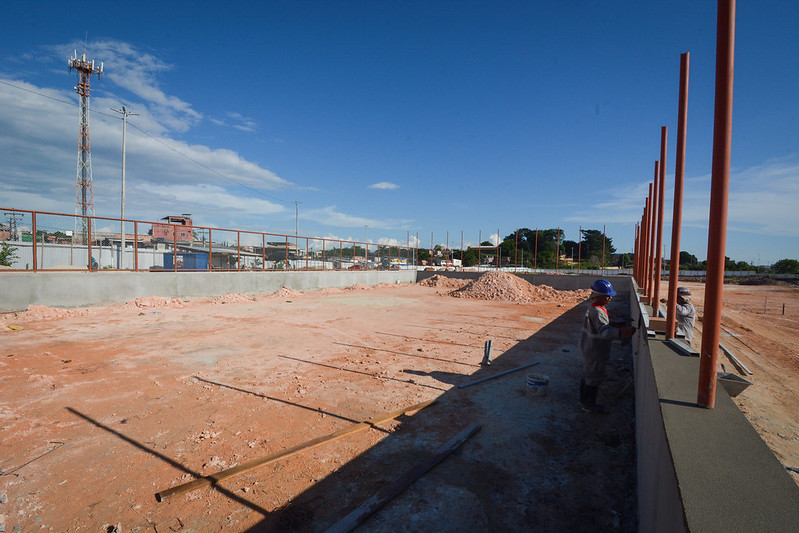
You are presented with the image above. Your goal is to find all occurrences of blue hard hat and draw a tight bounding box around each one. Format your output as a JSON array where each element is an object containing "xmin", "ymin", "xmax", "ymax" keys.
[{"xmin": 591, "ymin": 279, "xmax": 616, "ymax": 296}]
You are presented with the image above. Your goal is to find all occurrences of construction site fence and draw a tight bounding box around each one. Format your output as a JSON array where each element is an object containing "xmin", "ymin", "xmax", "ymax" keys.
[
  {"xmin": 1, "ymin": 207, "xmax": 783, "ymax": 278},
  {"xmin": 0, "ymin": 208, "xmax": 418, "ymax": 273}
]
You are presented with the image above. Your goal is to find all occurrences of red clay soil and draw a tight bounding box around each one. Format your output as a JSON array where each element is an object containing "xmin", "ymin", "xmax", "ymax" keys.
[{"xmin": 0, "ymin": 273, "xmax": 795, "ymax": 532}]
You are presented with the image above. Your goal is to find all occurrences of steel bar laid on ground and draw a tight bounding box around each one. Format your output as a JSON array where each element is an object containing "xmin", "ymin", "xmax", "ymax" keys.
[
  {"xmin": 719, "ymin": 343, "xmax": 753, "ymax": 376},
  {"xmin": 457, "ymin": 361, "xmax": 540, "ymax": 389},
  {"xmin": 155, "ymin": 398, "xmax": 437, "ymax": 501},
  {"xmin": 324, "ymin": 423, "xmax": 481, "ymax": 533}
]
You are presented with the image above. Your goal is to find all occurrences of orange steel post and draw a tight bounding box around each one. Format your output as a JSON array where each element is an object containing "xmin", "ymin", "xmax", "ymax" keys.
[
  {"xmin": 699, "ymin": 0, "xmax": 736, "ymax": 409},
  {"xmin": 602, "ymin": 224, "xmax": 606, "ymax": 276},
  {"xmin": 209, "ymin": 229, "xmax": 214, "ymax": 270},
  {"xmin": 653, "ymin": 127, "xmax": 668, "ymax": 310},
  {"xmin": 237, "ymin": 231, "xmax": 241, "ymax": 271},
  {"xmin": 643, "ymin": 185, "xmax": 653, "ymax": 299},
  {"xmin": 134, "ymin": 221, "xmax": 139, "ymax": 271},
  {"xmin": 478, "ymin": 230, "xmax": 481, "ymax": 267},
  {"xmin": 634, "ymin": 218, "xmax": 640, "ymax": 284},
  {"xmin": 638, "ymin": 211, "xmax": 649, "ymax": 286},
  {"xmin": 647, "ymin": 164, "xmax": 659, "ymax": 304},
  {"xmin": 578, "ymin": 225, "xmax": 582, "ymax": 275},
  {"xmin": 534, "ymin": 229, "xmax": 538, "ymax": 271},
  {"xmin": 666, "ymin": 52, "xmax": 690, "ymax": 340},
  {"xmin": 515, "ymin": 230, "xmax": 518, "ymax": 271},
  {"xmin": 32, "ymin": 212, "xmax": 38, "ymax": 271}
]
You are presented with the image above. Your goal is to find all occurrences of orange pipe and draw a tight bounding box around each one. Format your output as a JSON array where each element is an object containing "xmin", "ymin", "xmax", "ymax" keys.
[{"xmin": 698, "ymin": 0, "xmax": 736, "ymax": 409}]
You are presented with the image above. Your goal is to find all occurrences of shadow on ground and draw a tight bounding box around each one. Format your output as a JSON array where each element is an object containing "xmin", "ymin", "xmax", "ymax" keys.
[{"xmin": 241, "ymin": 296, "xmax": 638, "ymax": 532}]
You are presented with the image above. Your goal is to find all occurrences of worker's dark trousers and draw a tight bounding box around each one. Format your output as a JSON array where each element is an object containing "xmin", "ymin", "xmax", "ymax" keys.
[{"xmin": 579, "ymin": 378, "xmax": 599, "ymax": 406}]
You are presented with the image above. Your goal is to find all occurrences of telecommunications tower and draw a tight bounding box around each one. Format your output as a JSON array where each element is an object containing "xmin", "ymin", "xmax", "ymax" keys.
[{"xmin": 69, "ymin": 50, "xmax": 103, "ymax": 243}]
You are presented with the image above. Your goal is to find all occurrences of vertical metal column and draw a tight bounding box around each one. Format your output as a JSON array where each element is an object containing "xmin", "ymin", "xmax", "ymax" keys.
[
  {"xmin": 653, "ymin": 127, "xmax": 668, "ymax": 309},
  {"xmin": 666, "ymin": 52, "xmax": 690, "ymax": 339},
  {"xmin": 647, "ymin": 164, "xmax": 659, "ymax": 304},
  {"xmin": 698, "ymin": 0, "xmax": 736, "ymax": 409},
  {"xmin": 644, "ymin": 183, "xmax": 653, "ymax": 300}
]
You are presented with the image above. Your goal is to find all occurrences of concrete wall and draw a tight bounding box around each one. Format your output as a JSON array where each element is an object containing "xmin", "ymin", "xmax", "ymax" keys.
[
  {"xmin": 0, "ymin": 270, "xmax": 416, "ymax": 312},
  {"xmin": 628, "ymin": 282, "xmax": 799, "ymax": 532}
]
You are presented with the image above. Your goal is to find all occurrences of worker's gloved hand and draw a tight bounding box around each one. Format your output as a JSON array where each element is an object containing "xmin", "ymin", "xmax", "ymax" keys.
[{"xmin": 619, "ymin": 326, "xmax": 636, "ymax": 338}]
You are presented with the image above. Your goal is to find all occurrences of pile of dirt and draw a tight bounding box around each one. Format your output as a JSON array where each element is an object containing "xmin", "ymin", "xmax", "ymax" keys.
[
  {"xmin": 449, "ymin": 271, "xmax": 591, "ymax": 304},
  {"xmin": 3, "ymin": 305, "xmax": 92, "ymax": 324},
  {"xmin": 124, "ymin": 296, "xmax": 186, "ymax": 309},
  {"xmin": 210, "ymin": 293, "xmax": 256, "ymax": 304},
  {"xmin": 269, "ymin": 287, "xmax": 302, "ymax": 298},
  {"xmin": 345, "ymin": 283, "xmax": 373, "ymax": 291},
  {"xmin": 418, "ymin": 275, "xmax": 470, "ymax": 289}
]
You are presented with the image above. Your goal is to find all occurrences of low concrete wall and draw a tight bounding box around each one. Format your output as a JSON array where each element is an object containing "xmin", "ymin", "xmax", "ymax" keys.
[
  {"xmin": 0, "ymin": 270, "xmax": 416, "ymax": 312},
  {"xmin": 629, "ymin": 285, "xmax": 799, "ymax": 532}
]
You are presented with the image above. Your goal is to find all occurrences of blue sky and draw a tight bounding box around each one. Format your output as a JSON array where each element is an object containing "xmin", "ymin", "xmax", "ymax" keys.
[{"xmin": 1, "ymin": 1, "xmax": 798, "ymax": 264}]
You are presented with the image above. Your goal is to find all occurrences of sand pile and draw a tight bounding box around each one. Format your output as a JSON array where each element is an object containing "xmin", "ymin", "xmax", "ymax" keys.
[
  {"xmin": 345, "ymin": 283, "xmax": 372, "ymax": 291},
  {"xmin": 210, "ymin": 293, "xmax": 256, "ymax": 304},
  {"xmin": 449, "ymin": 271, "xmax": 590, "ymax": 303},
  {"xmin": 418, "ymin": 275, "xmax": 470, "ymax": 289},
  {"xmin": 125, "ymin": 296, "xmax": 186, "ymax": 309},
  {"xmin": 271, "ymin": 287, "xmax": 302, "ymax": 298},
  {"xmin": 4, "ymin": 305, "xmax": 92, "ymax": 324}
]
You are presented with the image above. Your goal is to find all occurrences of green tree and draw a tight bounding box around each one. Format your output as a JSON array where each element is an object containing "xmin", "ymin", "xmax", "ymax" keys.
[
  {"xmin": 0, "ymin": 242, "xmax": 19, "ymax": 267},
  {"xmin": 580, "ymin": 229, "xmax": 616, "ymax": 261},
  {"xmin": 461, "ymin": 248, "xmax": 479, "ymax": 267},
  {"xmin": 679, "ymin": 251, "xmax": 699, "ymax": 268},
  {"xmin": 771, "ymin": 258, "xmax": 799, "ymax": 274}
]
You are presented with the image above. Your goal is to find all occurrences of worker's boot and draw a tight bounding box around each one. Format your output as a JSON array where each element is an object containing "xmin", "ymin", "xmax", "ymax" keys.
[{"xmin": 580, "ymin": 385, "xmax": 607, "ymax": 415}]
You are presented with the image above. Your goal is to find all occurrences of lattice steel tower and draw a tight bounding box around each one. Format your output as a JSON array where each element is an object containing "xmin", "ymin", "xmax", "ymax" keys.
[{"xmin": 68, "ymin": 51, "xmax": 103, "ymax": 243}]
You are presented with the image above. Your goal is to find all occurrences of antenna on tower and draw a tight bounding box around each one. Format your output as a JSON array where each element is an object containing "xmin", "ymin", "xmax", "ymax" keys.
[{"xmin": 69, "ymin": 48, "xmax": 103, "ymax": 246}]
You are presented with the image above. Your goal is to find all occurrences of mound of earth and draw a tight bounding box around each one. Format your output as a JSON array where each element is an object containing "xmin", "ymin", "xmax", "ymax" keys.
[
  {"xmin": 210, "ymin": 293, "xmax": 256, "ymax": 304},
  {"xmin": 418, "ymin": 275, "xmax": 470, "ymax": 289},
  {"xmin": 449, "ymin": 271, "xmax": 590, "ymax": 303}
]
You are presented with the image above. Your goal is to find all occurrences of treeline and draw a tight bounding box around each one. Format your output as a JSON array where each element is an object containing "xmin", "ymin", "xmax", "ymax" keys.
[
  {"xmin": 423, "ymin": 228, "xmax": 623, "ymax": 269},
  {"xmin": 672, "ymin": 253, "xmax": 799, "ymax": 274}
]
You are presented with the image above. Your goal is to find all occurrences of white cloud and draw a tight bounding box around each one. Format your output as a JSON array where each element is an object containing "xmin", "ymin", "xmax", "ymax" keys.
[
  {"xmin": 369, "ymin": 181, "xmax": 399, "ymax": 190},
  {"xmin": 0, "ymin": 75, "xmax": 291, "ymax": 227},
  {"xmin": 568, "ymin": 160, "xmax": 799, "ymax": 237},
  {"xmin": 303, "ymin": 205, "xmax": 413, "ymax": 231}
]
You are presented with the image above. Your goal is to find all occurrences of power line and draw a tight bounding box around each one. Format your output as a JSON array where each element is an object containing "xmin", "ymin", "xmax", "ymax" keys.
[{"xmin": 0, "ymin": 78, "xmax": 294, "ymax": 208}]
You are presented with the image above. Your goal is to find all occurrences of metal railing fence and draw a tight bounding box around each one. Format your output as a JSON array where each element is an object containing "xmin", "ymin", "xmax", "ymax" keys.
[{"xmin": 0, "ymin": 207, "xmax": 417, "ymax": 273}]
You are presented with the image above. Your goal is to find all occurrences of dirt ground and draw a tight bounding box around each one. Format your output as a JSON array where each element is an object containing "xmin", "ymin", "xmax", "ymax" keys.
[{"xmin": 0, "ymin": 274, "xmax": 796, "ymax": 531}]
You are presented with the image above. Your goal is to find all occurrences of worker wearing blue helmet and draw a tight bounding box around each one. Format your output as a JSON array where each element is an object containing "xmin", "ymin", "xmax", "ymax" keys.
[{"xmin": 578, "ymin": 279, "xmax": 636, "ymax": 414}]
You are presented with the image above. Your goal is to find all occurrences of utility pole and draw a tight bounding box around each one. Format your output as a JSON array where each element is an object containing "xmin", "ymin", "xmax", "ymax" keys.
[
  {"xmin": 69, "ymin": 50, "xmax": 102, "ymax": 245},
  {"xmin": 111, "ymin": 105, "xmax": 138, "ymax": 268},
  {"xmin": 6, "ymin": 213, "xmax": 23, "ymax": 241}
]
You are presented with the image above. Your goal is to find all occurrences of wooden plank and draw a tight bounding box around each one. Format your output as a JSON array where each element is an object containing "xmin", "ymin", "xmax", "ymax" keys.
[
  {"xmin": 155, "ymin": 398, "xmax": 437, "ymax": 501},
  {"xmin": 325, "ymin": 423, "xmax": 481, "ymax": 533}
]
